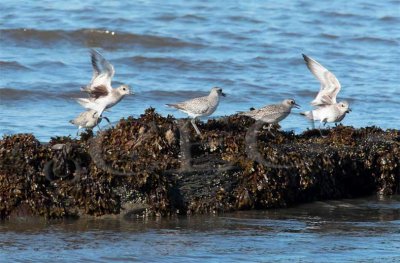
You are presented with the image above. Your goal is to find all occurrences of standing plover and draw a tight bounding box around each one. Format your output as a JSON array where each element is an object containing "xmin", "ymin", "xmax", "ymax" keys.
[
  {"xmin": 240, "ymin": 99, "xmax": 300, "ymax": 132},
  {"xmin": 166, "ymin": 87, "xmax": 226, "ymax": 135},
  {"xmin": 69, "ymin": 109, "xmax": 110, "ymax": 135}
]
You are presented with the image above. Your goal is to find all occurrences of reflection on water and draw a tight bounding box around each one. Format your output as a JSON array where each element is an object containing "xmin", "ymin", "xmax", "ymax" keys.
[{"xmin": 1, "ymin": 195, "xmax": 399, "ymax": 262}]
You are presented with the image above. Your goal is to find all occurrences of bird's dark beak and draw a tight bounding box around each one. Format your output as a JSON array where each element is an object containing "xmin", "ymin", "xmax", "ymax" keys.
[
  {"xmin": 221, "ymin": 92, "xmax": 226, "ymax": 97},
  {"xmin": 294, "ymin": 103, "xmax": 301, "ymax": 109},
  {"xmin": 346, "ymin": 108, "xmax": 351, "ymax": 113}
]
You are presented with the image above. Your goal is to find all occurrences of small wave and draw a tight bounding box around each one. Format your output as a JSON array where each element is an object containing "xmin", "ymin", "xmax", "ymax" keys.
[
  {"xmin": 155, "ymin": 14, "xmax": 178, "ymax": 21},
  {"xmin": 320, "ymin": 33, "xmax": 339, "ymax": 39},
  {"xmin": 227, "ymin": 16, "xmax": 262, "ymax": 24},
  {"xmin": 31, "ymin": 60, "xmax": 67, "ymax": 68},
  {"xmin": 0, "ymin": 88, "xmax": 46, "ymax": 101},
  {"xmin": 350, "ymin": 36, "xmax": 398, "ymax": 45},
  {"xmin": 296, "ymin": 89, "xmax": 318, "ymax": 98},
  {"xmin": 181, "ymin": 14, "xmax": 207, "ymax": 21},
  {"xmin": 320, "ymin": 11, "xmax": 360, "ymax": 18},
  {"xmin": 118, "ymin": 55, "xmax": 191, "ymax": 71},
  {"xmin": 210, "ymin": 30, "xmax": 251, "ymax": 41},
  {"xmin": 0, "ymin": 61, "xmax": 30, "ymax": 71},
  {"xmin": 0, "ymin": 28, "xmax": 204, "ymax": 49},
  {"xmin": 379, "ymin": 16, "xmax": 398, "ymax": 22},
  {"xmin": 0, "ymin": 87, "xmax": 82, "ymax": 102},
  {"xmin": 127, "ymin": 55, "xmax": 188, "ymax": 66},
  {"xmin": 120, "ymin": 55, "xmax": 240, "ymax": 72},
  {"xmin": 156, "ymin": 13, "xmax": 212, "ymax": 23},
  {"xmin": 279, "ymin": 31, "xmax": 303, "ymax": 38}
]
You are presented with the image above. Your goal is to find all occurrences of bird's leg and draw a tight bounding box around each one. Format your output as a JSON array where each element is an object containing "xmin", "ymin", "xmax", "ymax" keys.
[
  {"xmin": 268, "ymin": 124, "xmax": 275, "ymax": 137},
  {"xmin": 318, "ymin": 122, "xmax": 328, "ymax": 138},
  {"xmin": 102, "ymin": 116, "xmax": 112, "ymax": 128},
  {"xmin": 190, "ymin": 118, "xmax": 201, "ymax": 135},
  {"xmin": 324, "ymin": 121, "xmax": 333, "ymax": 132}
]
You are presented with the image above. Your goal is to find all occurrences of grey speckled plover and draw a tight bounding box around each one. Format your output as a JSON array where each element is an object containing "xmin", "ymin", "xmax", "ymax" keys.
[
  {"xmin": 69, "ymin": 109, "xmax": 110, "ymax": 135},
  {"xmin": 166, "ymin": 87, "xmax": 226, "ymax": 135},
  {"xmin": 240, "ymin": 99, "xmax": 300, "ymax": 132}
]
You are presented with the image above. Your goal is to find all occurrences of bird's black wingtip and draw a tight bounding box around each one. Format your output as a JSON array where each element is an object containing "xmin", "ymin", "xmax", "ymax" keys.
[{"xmin": 90, "ymin": 48, "xmax": 102, "ymax": 58}]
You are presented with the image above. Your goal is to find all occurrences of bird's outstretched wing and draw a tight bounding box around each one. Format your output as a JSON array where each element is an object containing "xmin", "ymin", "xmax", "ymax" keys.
[
  {"xmin": 81, "ymin": 49, "xmax": 115, "ymax": 97},
  {"xmin": 303, "ymin": 54, "xmax": 341, "ymax": 106}
]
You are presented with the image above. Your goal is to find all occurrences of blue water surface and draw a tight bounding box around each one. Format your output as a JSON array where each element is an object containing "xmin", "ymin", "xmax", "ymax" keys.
[{"xmin": 1, "ymin": 0, "xmax": 399, "ymax": 141}]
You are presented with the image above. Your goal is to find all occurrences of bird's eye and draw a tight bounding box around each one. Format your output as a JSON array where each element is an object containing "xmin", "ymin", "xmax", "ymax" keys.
[
  {"xmin": 123, "ymin": 88, "xmax": 126, "ymax": 91},
  {"xmin": 291, "ymin": 101, "xmax": 294, "ymax": 104}
]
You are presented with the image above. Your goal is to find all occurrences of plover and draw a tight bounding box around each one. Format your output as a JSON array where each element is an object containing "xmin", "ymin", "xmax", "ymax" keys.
[
  {"xmin": 240, "ymin": 99, "xmax": 300, "ymax": 132},
  {"xmin": 301, "ymin": 54, "xmax": 351, "ymax": 124},
  {"xmin": 77, "ymin": 49, "xmax": 132, "ymax": 117},
  {"xmin": 301, "ymin": 101, "xmax": 350, "ymax": 124},
  {"xmin": 69, "ymin": 109, "xmax": 111, "ymax": 135},
  {"xmin": 166, "ymin": 87, "xmax": 226, "ymax": 135}
]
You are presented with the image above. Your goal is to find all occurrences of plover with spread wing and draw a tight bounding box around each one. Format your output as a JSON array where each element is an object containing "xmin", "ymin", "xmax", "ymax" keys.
[
  {"xmin": 77, "ymin": 49, "xmax": 132, "ymax": 117},
  {"xmin": 166, "ymin": 87, "xmax": 226, "ymax": 135},
  {"xmin": 301, "ymin": 101, "xmax": 350, "ymax": 124},
  {"xmin": 240, "ymin": 99, "xmax": 300, "ymax": 132},
  {"xmin": 301, "ymin": 54, "xmax": 351, "ymax": 125},
  {"xmin": 69, "ymin": 109, "xmax": 111, "ymax": 135}
]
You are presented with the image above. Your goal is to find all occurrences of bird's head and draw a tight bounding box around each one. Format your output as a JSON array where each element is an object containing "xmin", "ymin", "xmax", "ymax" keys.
[
  {"xmin": 283, "ymin": 98, "xmax": 300, "ymax": 109},
  {"xmin": 117, "ymin": 84, "xmax": 133, "ymax": 96},
  {"xmin": 211, "ymin": 87, "xmax": 226, "ymax": 97},
  {"xmin": 338, "ymin": 101, "xmax": 351, "ymax": 114}
]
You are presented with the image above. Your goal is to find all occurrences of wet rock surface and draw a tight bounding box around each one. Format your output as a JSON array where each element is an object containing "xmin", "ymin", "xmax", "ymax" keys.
[{"xmin": 1, "ymin": 108, "xmax": 399, "ymax": 219}]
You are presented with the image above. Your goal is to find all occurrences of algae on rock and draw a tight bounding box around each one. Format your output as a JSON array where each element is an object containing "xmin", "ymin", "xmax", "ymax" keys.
[{"xmin": 0, "ymin": 108, "xmax": 399, "ymax": 219}]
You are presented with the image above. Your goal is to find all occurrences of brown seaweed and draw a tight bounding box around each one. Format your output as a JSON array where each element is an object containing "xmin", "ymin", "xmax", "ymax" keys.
[{"xmin": 0, "ymin": 108, "xmax": 399, "ymax": 219}]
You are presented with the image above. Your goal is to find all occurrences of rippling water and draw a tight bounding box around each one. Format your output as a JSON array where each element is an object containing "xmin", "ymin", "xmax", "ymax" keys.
[
  {"xmin": 1, "ymin": 0, "xmax": 399, "ymax": 141},
  {"xmin": 1, "ymin": 196, "xmax": 399, "ymax": 262}
]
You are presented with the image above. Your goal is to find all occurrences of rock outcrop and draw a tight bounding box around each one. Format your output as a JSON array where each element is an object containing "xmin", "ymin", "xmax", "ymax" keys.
[{"xmin": 1, "ymin": 108, "xmax": 399, "ymax": 219}]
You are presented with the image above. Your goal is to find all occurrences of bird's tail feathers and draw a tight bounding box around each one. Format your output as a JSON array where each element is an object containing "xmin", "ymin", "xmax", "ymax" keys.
[
  {"xmin": 76, "ymin": 98, "xmax": 104, "ymax": 115},
  {"xmin": 301, "ymin": 111, "xmax": 314, "ymax": 120},
  {"xmin": 238, "ymin": 111, "xmax": 248, "ymax": 116},
  {"xmin": 76, "ymin": 98, "xmax": 91, "ymax": 108},
  {"xmin": 166, "ymin": 103, "xmax": 183, "ymax": 110},
  {"xmin": 80, "ymin": 86, "xmax": 90, "ymax": 92}
]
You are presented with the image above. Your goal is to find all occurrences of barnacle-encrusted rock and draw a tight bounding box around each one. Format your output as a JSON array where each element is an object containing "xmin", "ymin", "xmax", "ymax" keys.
[{"xmin": 0, "ymin": 108, "xmax": 399, "ymax": 219}]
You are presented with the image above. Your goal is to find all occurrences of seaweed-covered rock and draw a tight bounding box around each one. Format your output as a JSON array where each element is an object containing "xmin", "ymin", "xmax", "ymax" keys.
[{"xmin": 0, "ymin": 108, "xmax": 399, "ymax": 219}]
